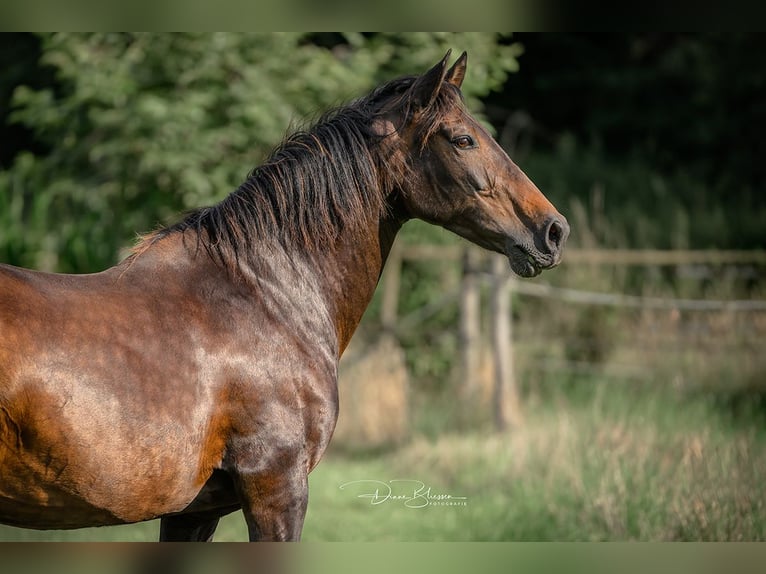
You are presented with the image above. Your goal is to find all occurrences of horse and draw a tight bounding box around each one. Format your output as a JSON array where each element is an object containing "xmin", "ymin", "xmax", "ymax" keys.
[{"xmin": 0, "ymin": 51, "xmax": 568, "ymax": 541}]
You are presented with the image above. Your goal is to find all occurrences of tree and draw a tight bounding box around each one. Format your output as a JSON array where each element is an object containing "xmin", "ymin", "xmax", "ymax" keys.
[{"xmin": 0, "ymin": 32, "xmax": 520, "ymax": 272}]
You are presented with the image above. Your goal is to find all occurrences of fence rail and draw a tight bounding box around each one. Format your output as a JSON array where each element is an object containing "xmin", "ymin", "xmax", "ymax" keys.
[
  {"xmin": 386, "ymin": 246, "xmax": 766, "ymax": 324},
  {"xmin": 381, "ymin": 244, "xmax": 766, "ymax": 430}
]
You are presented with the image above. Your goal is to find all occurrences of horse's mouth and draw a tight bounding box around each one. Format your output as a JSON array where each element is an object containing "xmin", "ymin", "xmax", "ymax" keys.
[{"xmin": 506, "ymin": 245, "xmax": 551, "ymax": 278}]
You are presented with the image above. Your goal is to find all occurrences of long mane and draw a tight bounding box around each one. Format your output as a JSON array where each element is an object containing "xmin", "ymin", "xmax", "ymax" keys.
[{"xmin": 132, "ymin": 74, "xmax": 464, "ymax": 272}]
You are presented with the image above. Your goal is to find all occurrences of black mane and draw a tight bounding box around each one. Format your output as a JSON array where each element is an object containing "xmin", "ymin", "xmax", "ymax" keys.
[{"xmin": 134, "ymin": 74, "xmax": 463, "ymax": 271}]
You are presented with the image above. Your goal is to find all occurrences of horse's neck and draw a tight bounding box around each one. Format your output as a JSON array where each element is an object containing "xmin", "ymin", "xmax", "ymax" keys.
[{"xmin": 320, "ymin": 212, "xmax": 404, "ymax": 356}]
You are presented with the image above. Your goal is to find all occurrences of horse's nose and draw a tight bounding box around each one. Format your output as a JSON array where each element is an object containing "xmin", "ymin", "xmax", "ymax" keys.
[{"xmin": 544, "ymin": 215, "xmax": 570, "ymax": 258}]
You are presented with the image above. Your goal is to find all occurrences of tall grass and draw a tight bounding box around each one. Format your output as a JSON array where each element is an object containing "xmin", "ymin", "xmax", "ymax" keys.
[{"xmin": 307, "ymin": 380, "xmax": 766, "ymax": 541}]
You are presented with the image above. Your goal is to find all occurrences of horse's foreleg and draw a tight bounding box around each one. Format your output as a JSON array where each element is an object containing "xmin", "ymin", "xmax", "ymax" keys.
[
  {"xmin": 231, "ymin": 462, "xmax": 308, "ymax": 541},
  {"xmin": 225, "ymin": 373, "xmax": 337, "ymax": 541}
]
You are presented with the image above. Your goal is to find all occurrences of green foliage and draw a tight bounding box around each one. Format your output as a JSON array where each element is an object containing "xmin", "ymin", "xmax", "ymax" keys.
[
  {"xmin": 0, "ymin": 32, "xmax": 519, "ymax": 272},
  {"xmin": 521, "ymin": 140, "xmax": 766, "ymax": 251}
]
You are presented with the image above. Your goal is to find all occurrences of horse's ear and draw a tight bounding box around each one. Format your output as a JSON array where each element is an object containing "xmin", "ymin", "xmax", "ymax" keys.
[
  {"xmin": 445, "ymin": 51, "xmax": 467, "ymax": 89},
  {"xmin": 410, "ymin": 49, "xmax": 452, "ymax": 109}
]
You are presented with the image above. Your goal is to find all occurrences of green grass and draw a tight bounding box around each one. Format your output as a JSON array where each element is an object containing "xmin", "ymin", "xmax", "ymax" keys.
[
  {"xmin": 305, "ymin": 384, "xmax": 765, "ymax": 541},
  {"xmin": 1, "ymin": 379, "xmax": 763, "ymax": 542}
]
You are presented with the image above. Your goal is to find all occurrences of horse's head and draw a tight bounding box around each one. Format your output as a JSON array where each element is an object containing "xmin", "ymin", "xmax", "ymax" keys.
[{"xmin": 380, "ymin": 51, "xmax": 569, "ymax": 277}]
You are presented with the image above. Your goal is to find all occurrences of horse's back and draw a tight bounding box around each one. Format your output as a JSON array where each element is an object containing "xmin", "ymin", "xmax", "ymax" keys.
[{"xmin": 0, "ymin": 262, "xmax": 117, "ymax": 394}]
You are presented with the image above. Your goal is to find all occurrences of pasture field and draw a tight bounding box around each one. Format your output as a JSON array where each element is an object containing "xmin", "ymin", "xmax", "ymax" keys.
[{"xmin": 2, "ymin": 377, "xmax": 763, "ymax": 542}]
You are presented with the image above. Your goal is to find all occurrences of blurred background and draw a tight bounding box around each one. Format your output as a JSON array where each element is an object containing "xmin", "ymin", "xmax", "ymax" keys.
[{"xmin": 0, "ymin": 32, "xmax": 764, "ymax": 541}]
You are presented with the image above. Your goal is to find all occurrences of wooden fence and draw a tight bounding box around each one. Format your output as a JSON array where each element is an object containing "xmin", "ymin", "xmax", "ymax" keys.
[{"xmin": 379, "ymin": 244, "xmax": 766, "ymax": 431}]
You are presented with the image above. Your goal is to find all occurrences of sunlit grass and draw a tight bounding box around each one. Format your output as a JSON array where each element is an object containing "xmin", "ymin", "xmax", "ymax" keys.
[{"xmin": 304, "ymin": 385, "xmax": 765, "ymax": 541}]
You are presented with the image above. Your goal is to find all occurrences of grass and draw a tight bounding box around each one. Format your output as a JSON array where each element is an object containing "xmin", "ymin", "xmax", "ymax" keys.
[
  {"xmin": 305, "ymin": 383, "xmax": 765, "ymax": 541},
  {"xmin": 1, "ymin": 378, "xmax": 763, "ymax": 542}
]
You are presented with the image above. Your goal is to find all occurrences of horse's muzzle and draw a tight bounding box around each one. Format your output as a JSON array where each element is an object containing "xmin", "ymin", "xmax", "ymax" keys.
[{"xmin": 506, "ymin": 215, "xmax": 569, "ymax": 278}]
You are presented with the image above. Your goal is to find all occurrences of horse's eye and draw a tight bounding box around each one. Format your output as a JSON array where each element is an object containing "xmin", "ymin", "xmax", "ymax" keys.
[{"xmin": 451, "ymin": 135, "xmax": 475, "ymax": 150}]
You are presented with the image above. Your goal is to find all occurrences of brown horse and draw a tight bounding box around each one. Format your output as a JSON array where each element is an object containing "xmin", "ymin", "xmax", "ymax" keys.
[{"xmin": 0, "ymin": 51, "xmax": 568, "ymax": 541}]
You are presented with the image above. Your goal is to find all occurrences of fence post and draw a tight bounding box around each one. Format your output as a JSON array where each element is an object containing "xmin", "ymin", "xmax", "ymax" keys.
[{"xmin": 490, "ymin": 253, "xmax": 522, "ymax": 430}]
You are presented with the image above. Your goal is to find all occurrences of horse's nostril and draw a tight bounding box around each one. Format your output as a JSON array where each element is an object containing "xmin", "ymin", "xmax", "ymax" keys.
[
  {"xmin": 548, "ymin": 222, "xmax": 562, "ymax": 246},
  {"xmin": 545, "ymin": 218, "xmax": 568, "ymax": 253}
]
